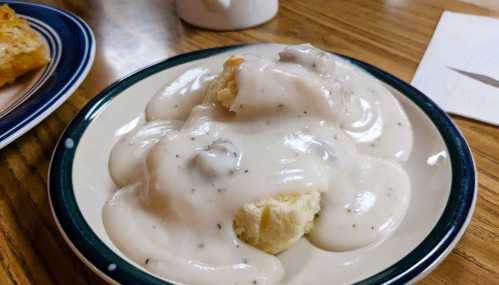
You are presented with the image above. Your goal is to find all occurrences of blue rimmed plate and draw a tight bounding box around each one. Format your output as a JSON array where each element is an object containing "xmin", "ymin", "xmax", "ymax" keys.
[
  {"xmin": 0, "ymin": 1, "xmax": 95, "ymax": 149},
  {"xmin": 49, "ymin": 44, "xmax": 476, "ymax": 284}
]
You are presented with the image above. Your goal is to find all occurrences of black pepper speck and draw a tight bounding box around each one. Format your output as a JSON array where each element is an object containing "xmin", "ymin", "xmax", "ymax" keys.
[
  {"xmin": 145, "ymin": 258, "xmax": 150, "ymax": 265},
  {"xmin": 217, "ymin": 223, "xmax": 222, "ymax": 230}
]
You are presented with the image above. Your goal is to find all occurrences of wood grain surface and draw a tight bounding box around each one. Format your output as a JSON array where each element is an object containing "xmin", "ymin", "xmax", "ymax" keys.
[{"xmin": 1, "ymin": 0, "xmax": 498, "ymax": 284}]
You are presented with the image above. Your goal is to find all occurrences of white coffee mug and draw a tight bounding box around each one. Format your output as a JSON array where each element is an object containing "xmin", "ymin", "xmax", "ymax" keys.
[{"xmin": 176, "ymin": 0, "xmax": 279, "ymax": 31}]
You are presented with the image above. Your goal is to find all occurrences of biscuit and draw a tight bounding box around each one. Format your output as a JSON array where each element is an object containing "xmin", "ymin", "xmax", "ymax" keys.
[
  {"xmin": 204, "ymin": 55, "xmax": 243, "ymax": 108},
  {"xmin": 234, "ymin": 190, "xmax": 321, "ymax": 255}
]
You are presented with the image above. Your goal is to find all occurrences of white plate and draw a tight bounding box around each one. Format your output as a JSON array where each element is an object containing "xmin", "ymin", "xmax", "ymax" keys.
[{"xmin": 49, "ymin": 44, "xmax": 476, "ymax": 285}]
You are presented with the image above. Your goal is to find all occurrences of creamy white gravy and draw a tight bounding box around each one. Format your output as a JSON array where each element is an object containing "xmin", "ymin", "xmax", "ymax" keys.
[{"xmin": 104, "ymin": 44, "xmax": 413, "ymax": 285}]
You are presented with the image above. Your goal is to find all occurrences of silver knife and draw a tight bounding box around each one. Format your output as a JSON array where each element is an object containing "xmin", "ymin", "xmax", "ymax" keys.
[{"xmin": 447, "ymin": 66, "xmax": 499, "ymax": 90}]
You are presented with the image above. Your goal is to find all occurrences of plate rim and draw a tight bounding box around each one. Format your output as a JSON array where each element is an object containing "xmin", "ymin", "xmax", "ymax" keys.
[
  {"xmin": 48, "ymin": 45, "xmax": 476, "ymax": 285},
  {"xmin": 0, "ymin": 0, "xmax": 96, "ymax": 149}
]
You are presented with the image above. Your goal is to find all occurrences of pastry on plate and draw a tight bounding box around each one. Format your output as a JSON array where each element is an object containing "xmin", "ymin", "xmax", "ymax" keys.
[
  {"xmin": 204, "ymin": 55, "xmax": 244, "ymax": 108},
  {"xmin": 0, "ymin": 4, "xmax": 50, "ymax": 88},
  {"xmin": 234, "ymin": 190, "xmax": 321, "ymax": 254}
]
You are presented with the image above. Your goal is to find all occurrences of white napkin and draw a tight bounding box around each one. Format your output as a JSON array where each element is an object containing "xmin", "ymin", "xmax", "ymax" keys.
[{"xmin": 411, "ymin": 11, "xmax": 499, "ymax": 126}]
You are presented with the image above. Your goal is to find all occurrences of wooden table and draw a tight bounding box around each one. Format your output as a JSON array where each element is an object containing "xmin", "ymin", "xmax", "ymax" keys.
[{"xmin": 1, "ymin": 0, "xmax": 498, "ymax": 284}]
